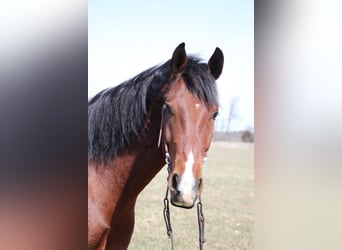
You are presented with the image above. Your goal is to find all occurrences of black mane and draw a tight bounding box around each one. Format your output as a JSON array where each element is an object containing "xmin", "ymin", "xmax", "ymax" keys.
[{"xmin": 88, "ymin": 57, "xmax": 218, "ymax": 164}]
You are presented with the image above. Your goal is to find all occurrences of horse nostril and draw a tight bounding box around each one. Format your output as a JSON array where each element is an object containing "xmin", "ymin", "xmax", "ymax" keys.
[
  {"xmin": 197, "ymin": 178, "xmax": 203, "ymax": 190},
  {"xmin": 171, "ymin": 174, "xmax": 179, "ymax": 192}
]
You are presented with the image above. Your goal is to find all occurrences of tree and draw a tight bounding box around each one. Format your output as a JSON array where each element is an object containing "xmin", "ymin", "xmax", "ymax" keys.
[
  {"xmin": 226, "ymin": 97, "xmax": 239, "ymax": 132},
  {"xmin": 242, "ymin": 130, "xmax": 254, "ymax": 142}
]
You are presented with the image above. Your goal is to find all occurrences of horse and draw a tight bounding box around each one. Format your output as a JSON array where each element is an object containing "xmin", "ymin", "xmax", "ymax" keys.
[{"xmin": 88, "ymin": 43, "xmax": 224, "ymax": 250}]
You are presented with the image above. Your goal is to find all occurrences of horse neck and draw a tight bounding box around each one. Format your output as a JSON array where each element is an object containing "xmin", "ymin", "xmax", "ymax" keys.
[{"xmin": 112, "ymin": 104, "xmax": 166, "ymax": 200}]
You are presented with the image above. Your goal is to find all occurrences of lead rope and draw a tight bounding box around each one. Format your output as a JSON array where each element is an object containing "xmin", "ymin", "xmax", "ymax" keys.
[
  {"xmin": 163, "ymin": 150, "xmax": 174, "ymax": 250},
  {"xmin": 163, "ymin": 186, "xmax": 174, "ymax": 250},
  {"xmin": 197, "ymin": 195, "xmax": 205, "ymax": 250},
  {"xmin": 198, "ymin": 155, "xmax": 207, "ymax": 250}
]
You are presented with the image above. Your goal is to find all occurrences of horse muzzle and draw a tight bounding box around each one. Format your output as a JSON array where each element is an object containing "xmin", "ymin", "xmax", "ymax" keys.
[
  {"xmin": 170, "ymin": 191, "xmax": 198, "ymax": 208},
  {"xmin": 169, "ymin": 174, "xmax": 202, "ymax": 208}
]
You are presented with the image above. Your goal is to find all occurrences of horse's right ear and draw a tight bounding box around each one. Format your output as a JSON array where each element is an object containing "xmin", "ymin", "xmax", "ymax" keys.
[{"xmin": 171, "ymin": 42, "xmax": 187, "ymax": 75}]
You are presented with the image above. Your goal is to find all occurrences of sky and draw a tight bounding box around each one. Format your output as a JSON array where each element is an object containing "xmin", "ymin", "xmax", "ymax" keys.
[{"xmin": 89, "ymin": 0, "xmax": 254, "ymax": 132}]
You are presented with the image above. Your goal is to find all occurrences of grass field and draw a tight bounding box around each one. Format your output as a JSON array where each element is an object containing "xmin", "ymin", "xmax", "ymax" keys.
[{"xmin": 129, "ymin": 142, "xmax": 254, "ymax": 249}]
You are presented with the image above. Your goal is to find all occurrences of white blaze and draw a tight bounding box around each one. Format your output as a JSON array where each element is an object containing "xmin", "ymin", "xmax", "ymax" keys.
[{"xmin": 179, "ymin": 151, "xmax": 195, "ymax": 196}]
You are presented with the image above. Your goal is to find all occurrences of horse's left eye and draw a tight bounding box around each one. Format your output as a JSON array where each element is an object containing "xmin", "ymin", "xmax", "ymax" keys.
[
  {"xmin": 162, "ymin": 103, "xmax": 172, "ymax": 114},
  {"xmin": 212, "ymin": 111, "xmax": 219, "ymax": 120},
  {"xmin": 162, "ymin": 104, "xmax": 168, "ymax": 112}
]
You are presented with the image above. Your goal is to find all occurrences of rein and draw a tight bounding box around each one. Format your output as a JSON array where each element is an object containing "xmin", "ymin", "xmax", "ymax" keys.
[{"xmin": 158, "ymin": 106, "xmax": 206, "ymax": 250}]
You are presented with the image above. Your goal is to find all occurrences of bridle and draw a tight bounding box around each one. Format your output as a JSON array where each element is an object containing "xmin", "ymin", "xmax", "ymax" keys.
[{"xmin": 158, "ymin": 103, "xmax": 207, "ymax": 250}]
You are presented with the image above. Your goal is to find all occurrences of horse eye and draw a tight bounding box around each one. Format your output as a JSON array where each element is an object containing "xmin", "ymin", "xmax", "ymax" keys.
[
  {"xmin": 162, "ymin": 103, "xmax": 172, "ymax": 114},
  {"xmin": 212, "ymin": 111, "xmax": 219, "ymax": 120}
]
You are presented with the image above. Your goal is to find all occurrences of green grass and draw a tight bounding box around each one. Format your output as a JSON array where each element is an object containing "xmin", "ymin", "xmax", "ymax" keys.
[{"xmin": 129, "ymin": 142, "xmax": 254, "ymax": 249}]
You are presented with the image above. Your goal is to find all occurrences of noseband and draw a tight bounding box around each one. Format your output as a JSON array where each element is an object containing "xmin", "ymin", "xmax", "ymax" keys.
[{"xmin": 158, "ymin": 104, "xmax": 206, "ymax": 250}]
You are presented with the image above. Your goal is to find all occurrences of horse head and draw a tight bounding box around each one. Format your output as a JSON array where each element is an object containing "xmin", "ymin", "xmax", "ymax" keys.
[{"xmin": 161, "ymin": 43, "xmax": 224, "ymax": 208}]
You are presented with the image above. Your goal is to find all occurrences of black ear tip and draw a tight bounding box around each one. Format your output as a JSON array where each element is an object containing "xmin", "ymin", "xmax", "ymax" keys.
[
  {"xmin": 172, "ymin": 43, "xmax": 186, "ymax": 55},
  {"xmin": 171, "ymin": 42, "xmax": 188, "ymax": 75},
  {"xmin": 177, "ymin": 42, "xmax": 185, "ymax": 49},
  {"xmin": 214, "ymin": 47, "xmax": 224, "ymax": 58}
]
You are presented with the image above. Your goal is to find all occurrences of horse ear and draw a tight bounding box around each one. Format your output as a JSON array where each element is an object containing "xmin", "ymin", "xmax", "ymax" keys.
[
  {"xmin": 171, "ymin": 42, "xmax": 187, "ymax": 75},
  {"xmin": 208, "ymin": 47, "xmax": 224, "ymax": 79}
]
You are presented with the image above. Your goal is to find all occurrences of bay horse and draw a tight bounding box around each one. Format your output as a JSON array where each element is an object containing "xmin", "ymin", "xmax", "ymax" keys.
[{"xmin": 88, "ymin": 43, "xmax": 224, "ymax": 250}]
